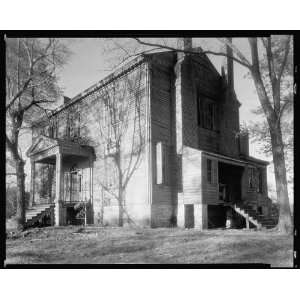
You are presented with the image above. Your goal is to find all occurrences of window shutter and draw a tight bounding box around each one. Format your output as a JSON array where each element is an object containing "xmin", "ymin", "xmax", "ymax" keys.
[
  {"xmin": 164, "ymin": 144, "xmax": 170, "ymax": 185},
  {"xmin": 156, "ymin": 142, "xmax": 163, "ymax": 184}
]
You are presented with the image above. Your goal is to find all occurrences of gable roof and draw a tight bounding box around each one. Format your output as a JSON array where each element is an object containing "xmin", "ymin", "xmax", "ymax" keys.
[{"xmin": 26, "ymin": 135, "xmax": 59, "ymax": 157}]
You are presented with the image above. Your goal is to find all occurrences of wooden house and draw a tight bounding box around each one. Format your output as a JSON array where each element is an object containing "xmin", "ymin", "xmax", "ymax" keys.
[{"xmin": 26, "ymin": 38, "xmax": 278, "ymax": 229}]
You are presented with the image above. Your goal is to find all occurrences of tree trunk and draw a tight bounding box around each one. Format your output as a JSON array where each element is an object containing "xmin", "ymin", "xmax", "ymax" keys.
[
  {"xmin": 250, "ymin": 66, "xmax": 292, "ymax": 234},
  {"xmin": 15, "ymin": 159, "xmax": 26, "ymax": 230},
  {"xmin": 269, "ymin": 121, "xmax": 292, "ymax": 233},
  {"xmin": 118, "ymin": 188, "xmax": 124, "ymax": 227}
]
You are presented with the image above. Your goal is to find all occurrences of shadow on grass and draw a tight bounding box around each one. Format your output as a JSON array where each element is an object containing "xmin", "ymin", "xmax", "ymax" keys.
[
  {"xmin": 8, "ymin": 250, "xmax": 58, "ymax": 263},
  {"xmin": 89, "ymin": 242, "xmax": 156, "ymax": 257}
]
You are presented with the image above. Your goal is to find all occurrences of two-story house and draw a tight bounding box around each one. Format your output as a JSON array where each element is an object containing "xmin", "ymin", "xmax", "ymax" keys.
[{"xmin": 26, "ymin": 38, "xmax": 278, "ymax": 229}]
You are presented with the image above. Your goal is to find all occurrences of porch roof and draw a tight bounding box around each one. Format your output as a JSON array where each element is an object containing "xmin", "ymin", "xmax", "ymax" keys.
[
  {"xmin": 26, "ymin": 135, "xmax": 95, "ymax": 163},
  {"xmin": 202, "ymin": 151, "xmax": 269, "ymax": 167}
]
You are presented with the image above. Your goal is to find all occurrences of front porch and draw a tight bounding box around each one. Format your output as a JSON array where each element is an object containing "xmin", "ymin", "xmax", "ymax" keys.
[{"xmin": 26, "ymin": 135, "xmax": 95, "ymax": 226}]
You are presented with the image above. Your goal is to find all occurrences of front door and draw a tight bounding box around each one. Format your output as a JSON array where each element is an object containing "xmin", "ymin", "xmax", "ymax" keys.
[
  {"xmin": 70, "ymin": 171, "xmax": 81, "ymax": 202},
  {"xmin": 64, "ymin": 166, "xmax": 82, "ymax": 203}
]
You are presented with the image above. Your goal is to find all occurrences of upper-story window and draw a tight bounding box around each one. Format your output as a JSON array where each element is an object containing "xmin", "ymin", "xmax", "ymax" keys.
[
  {"xmin": 197, "ymin": 93, "xmax": 218, "ymax": 131},
  {"xmin": 248, "ymin": 167, "xmax": 256, "ymax": 191},
  {"xmin": 66, "ymin": 110, "xmax": 80, "ymax": 139},
  {"xmin": 204, "ymin": 103, "xmax": 214, "ymax": 130},
  {"xmin": 48, "ymin": 118, "xmax": 58, "ymax": 138}
]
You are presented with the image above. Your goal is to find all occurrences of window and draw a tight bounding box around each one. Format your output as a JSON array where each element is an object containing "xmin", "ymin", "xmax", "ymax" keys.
[
  {"xmin": 205, "ymin": 103, "xmax": 214, "ymax": 130},
  {"xmin": 73, "ymin": 111, "xmax": 80, "ymax": 138},
  {"xmin": 66, "ymin": 110, "xmax": 80, "ymax": 139},
  {"xmin": 197, "ymin": 95, "xmax": 218, "ymax": 131},
  {"xmin": 258, "ymin": 168, "xmax": 263, "ymax": 193},
  {"xmin": 48, "ymin": 118, "xmax": 58, "ymax": 138},
  {"xmin": 248, "ymin": 167, "xmax": 255, "ymax": 190},
  {"xmin": 207, "ymin": 159, "xmax": 212, "ymax": 183}
]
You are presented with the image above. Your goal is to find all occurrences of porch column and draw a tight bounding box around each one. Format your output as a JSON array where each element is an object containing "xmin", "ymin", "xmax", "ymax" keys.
[
  {"xmin": 54, "ymin": 152, "xmax": 63, "ymax": 226},
  {"xmin": 29, "ymin": 159, "xmax": 35, "ymax": 207}
]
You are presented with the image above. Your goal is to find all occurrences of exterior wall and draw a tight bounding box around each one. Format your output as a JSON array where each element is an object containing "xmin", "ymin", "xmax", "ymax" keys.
[
  {"xmin": 32, "ymin": 61, "xmax": 151, "ymax": 226},
  {"xmin": 180, "ymin": 54, "xmax": 240, "ymax": 158},
  {"xmin": 79, "ymin": 62, "xmax": 150, "ymax": 226},
  {"xmin": 176, "ymin": 147, "xmax": 208, "ymax": 229},
  {"xmin": 201, "ymin": 155, "xmax": 219, "ymax": 205},
  {"xmin": 29, "ymin": 51, "xmax": 270, "ymax": 229},
  {"xmin": 149, "ymin": 54, "xmax": 177, "ymax": 227},
  {"xmin": 181, "ymin": 55, "xmax": 221, "ymax": 152}
]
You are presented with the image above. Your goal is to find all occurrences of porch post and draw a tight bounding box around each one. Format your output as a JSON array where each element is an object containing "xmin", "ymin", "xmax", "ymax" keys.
[
  {"xmin": 54, "ymin": 152, "xmax": 63, "ymax": 226},
  {"xmin": 29, "ymin": 159, "xmax": 35, "ymax": 207},
  {"xmin": 246, "ymin": 215, "xmax": 250, "ymax": 229}
]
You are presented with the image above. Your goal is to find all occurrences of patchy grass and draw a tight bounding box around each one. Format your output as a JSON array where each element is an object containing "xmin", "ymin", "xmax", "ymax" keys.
[{"xmin": 5, "ymin": 226, "xmax": 293, "ymax": 267}]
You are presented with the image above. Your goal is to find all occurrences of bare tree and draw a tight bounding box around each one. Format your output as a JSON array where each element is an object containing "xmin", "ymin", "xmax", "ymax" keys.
[
  {"xmin": 5, "ymin": 37, "xmax": 69, "ymax": 229},
  {"xmin": 122, "ymin": 36, "xmax": 293, "ymax": 233},
  {"xmin": 94, "ymin": 65, "xmax": 145, "ymax": 226}
]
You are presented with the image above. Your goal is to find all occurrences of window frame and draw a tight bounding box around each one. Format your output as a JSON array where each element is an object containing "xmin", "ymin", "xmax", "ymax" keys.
[
  {"xmin": 258, "ymin": 168, "xmax": 263, "ymax": 193},
  {"xmin": 155, "ymin": 142, "xmax": 170, "ymax": 186},
  {"xmin": 207, "ymin": 159, "xmax": 212, "ymax": 184},
  {"xmin": 197, "ymin": 95, "xmax": 218, "ymax": 131},
  {"xmin": 248, "ymin": 167, "xmax": 256, "ymax": 191}
]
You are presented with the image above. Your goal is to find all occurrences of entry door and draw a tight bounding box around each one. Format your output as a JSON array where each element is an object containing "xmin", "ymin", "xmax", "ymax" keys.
[
  {"xmin": 70, "ymin": 171, "xmax": 81, "ymax": 202},
  {"xmin": 184, "ymin": 204, "xmax": 194, "ymax": 228}
]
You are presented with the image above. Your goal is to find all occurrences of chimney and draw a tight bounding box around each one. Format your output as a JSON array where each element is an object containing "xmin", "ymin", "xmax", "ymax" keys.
[
  {"xmin": 239, "ymin": 132, "xmax": 249, "ymax": 157},
  {"xmin": 63, "ymin": 96, "xmax": 71, "ymax": 105},
  {"xmin": 177, "ymin": 38, "xmax": 193, "ymax": 52},
  {"xmin": 226, "ymin": 38, "xmax": 234, "ymax": 90}
]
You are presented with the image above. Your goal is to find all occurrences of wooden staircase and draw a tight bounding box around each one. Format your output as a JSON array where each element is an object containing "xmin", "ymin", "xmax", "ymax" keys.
[
  {"xmin": 231, "ymin": 202, "xmax": 279, "ymax": 230},
  {"xmin": 25, "ymin": 203, "xmax": 55, "ymax": 227}
]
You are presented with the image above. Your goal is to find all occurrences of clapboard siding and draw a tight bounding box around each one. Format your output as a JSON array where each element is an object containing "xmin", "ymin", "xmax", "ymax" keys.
[
  {"xmin": 181, "ymin": 147, "xmax": 202, "ymax": 204},
  {"xmin": 202, "ymin": 156, "xmax": 219, "ymax": 205},
  {"xmin": 150, "ymin": 58, "xmax": 177, "ymax": 225}
]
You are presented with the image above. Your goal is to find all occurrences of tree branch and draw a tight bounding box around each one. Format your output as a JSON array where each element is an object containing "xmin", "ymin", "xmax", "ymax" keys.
[
  {"xmin": 133, "ymin": 38, "xmax": 252, "ymax": 69},
  {"xmin": 248, "ymin": 38, "xmax": 276, "ymax": 122},
  {"xmin": 277, "ymin": 35, "xmax": 291, "ymax": 81}
]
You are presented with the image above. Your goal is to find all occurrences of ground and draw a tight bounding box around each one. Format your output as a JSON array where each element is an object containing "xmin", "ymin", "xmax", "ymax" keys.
[{"xmin": 5, "ymin": 226, "xmax": 293, "ymax": 267}]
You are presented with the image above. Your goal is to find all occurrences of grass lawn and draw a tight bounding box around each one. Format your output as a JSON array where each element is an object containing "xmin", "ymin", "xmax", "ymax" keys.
[{"xmin": 5, "ymin": 226, "xmax": 293, "ymax": 267}]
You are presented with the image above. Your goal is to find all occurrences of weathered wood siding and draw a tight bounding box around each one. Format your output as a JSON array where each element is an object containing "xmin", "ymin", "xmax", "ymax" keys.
[
  {"xmin": 180, "ymin": 54, "xmax": 240, "ymax": 158},
  {"xmin": 201, "ymin": 155, "xmax": 220, "ymax": 205},
  {"xmin": 181, "ymin": 147, "xmax": 202, "ymax": 204},
  {"xmin": 149, "ymin": 54, "xmax": 177, "ymax": 227},
  {"xmin": 32, "ymin": 62, "xmax": 151, "ymax": 226},
  {"xmin": 79, "ymin": 63, "xmax": 150, "ymax": 225}
]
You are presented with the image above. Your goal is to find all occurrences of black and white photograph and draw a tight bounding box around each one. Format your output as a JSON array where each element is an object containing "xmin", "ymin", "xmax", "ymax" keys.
[{"xmin": 3, "ymin": 34, "xmax": 295, "ymax": 267}]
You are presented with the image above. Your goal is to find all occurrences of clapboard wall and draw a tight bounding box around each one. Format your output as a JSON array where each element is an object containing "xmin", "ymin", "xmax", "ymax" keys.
[{"xmin": 149, "ymin": 53, "xmax": 177, "ymax": 227}]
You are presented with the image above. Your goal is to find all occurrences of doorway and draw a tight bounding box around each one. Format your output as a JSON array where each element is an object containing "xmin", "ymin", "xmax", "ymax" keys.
[
  {"xmin": 184, "ymin": 204, "xmax": 194, "ymax": 228},
  {"xmin": 64, "ymin": 165, "xmax": 82, "ymax": 203},
  {"xmin": 218, "ymin": 162, "xmax": 243, "ymax": 205}
]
